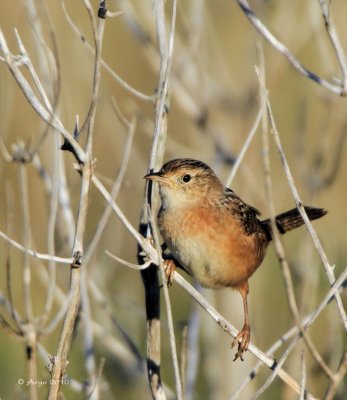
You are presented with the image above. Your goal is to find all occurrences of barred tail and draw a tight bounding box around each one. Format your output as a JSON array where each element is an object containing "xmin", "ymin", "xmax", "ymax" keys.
[{"xmin": 261, "ymin": 206, "xmax": 327, "ymax": 241}]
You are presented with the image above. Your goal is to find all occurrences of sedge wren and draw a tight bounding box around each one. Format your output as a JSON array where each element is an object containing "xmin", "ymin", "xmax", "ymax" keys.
[{"xmin": 144, "ymin": 158, "xmax": 326, "ymax": 360}]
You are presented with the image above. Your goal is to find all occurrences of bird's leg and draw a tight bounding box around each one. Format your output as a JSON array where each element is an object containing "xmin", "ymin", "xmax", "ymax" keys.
[{"xmin": 232, "ymin": 282, "xmax": 250, "ymax": 361}]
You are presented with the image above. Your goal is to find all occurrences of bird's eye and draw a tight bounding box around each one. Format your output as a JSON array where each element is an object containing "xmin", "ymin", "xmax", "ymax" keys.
[{"xmin": 182, "ymin": 174, "xmax": 191, "ymax": 183}]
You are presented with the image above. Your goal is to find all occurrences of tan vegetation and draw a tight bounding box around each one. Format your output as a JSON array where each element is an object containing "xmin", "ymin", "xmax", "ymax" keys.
[{"xmin": 0, "ymin": 1, "xmax": 346, "ymax": 399}]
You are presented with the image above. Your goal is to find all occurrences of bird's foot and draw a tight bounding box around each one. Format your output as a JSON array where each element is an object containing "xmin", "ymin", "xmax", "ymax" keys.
[
  {"xmin": 231, "ymin": 323, "xmax": 250, "ymax": 361},
  {"xmin": 163, "ymin": 259, "xmax": 176, "ymax": 286}
]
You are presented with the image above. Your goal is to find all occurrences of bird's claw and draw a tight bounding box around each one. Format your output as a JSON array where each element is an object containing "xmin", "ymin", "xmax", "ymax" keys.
[
  {"xmin": 163, "ymin": 259, "xmax": 176, "ymax": 286},
  {"xmin": 231, "ymin": 324, "xmax": 250, "ymax": 362}
]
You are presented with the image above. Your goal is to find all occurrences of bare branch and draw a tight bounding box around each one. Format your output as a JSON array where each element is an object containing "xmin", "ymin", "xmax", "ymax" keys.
[
  {"xmin": 0, "ymin": 230, "xmax": 72, "ymax": 264},
  {"xmin": 84, "ymin": 115, "xmax": 136, "ymax": 267},
  {"xmin": 48, "ymin": 2, "xmax": 104, "ymax": 396},
  {"xmin": 38, "ymin": 134, "xmax": 60, "ymax": 328},
  {"xmin": 266, "ymin": 87, "xmax": 347, "ymax": 331},
  {"xmin": 256, "ymin": 59, "xmax": 335, "ymax": 380},
  {"xmin": 236, "ymin": 0, "xmax": 345, "ymax": 95},
  {"xmin": 299, "ymin": 351, "xmax": 307, "ymax": 400},
  {"xmin": 0, "ymin": 30, "xmax": 86, "ymax": 163},
  {"xmin": 324, "ymin": 350, "xmax": 347, "ymax": 400},
  {"xmin": 106, "ymin": 251, "xmax": 152, "ymax": 270},
  {"xmin": 226, "ymin": 106, "xmax": 263, "ymax": 187},
  {"xmin": 61, "ymin": 0, "xmax": 153, "ymax": 102},
  {"xmin": 318, "ymin": 0, "xmax": 347, "ymax": 94},
  {"xmin": 80, "ymin": 0, "xmax": 105, "ymax": 146}
]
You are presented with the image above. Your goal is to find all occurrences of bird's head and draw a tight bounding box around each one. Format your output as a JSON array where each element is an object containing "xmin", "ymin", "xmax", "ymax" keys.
[{"xmin": 144, "ymin": 158, "xmax": 223, "ymax": 209}]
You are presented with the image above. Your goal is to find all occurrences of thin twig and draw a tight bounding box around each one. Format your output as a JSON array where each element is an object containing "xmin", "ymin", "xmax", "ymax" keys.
[
  {"xmin": 84, "ymin": 116, "xmax": 136, "ymax": 267},
  {"xmin": 225, "ymin": 106, "xmax": 263, "ymax": 187},
  {"xmin": 26, "ymin": 0, "xmax": 62, "ymax": 157},
  {"xmin": 0, "ymin": 312, "xmax": 21, "ymax": 337},
  {"xmin": 30, "ymin": 150, "xmax": 75, "ymax": 253},
  {"xmin": 92, "ymin": 176, "xmax": 148, "ymax": 250},
  {"xmin": 41, "ymin": 289, "xmax": 75, "ymax": 336},
  {"xmin": 324, "ymin": 350, "xmax": 347, "ymax": 400},
  {"xmin": 256, "ymin": 61, "xmax": 335, "ymax": 380},
  {"xmin": 106, "ymin": 251, "xmax": 152, "ymax": 270},
  {"xmin": 318, "ymin": 0, "xmax": 347, "ymax": 94},
  {"xmin": 60, "ymin": 0, "xmax": 153, "ymax": 102},
  {"xmin": 86, "ymin": 357, "xmax": 106, "ymax": 399},
  {"xmin": 38, "ymin": 134, "xmax": 59, "ymax": 328},
  {"xmin": 138, "ymin": 0, "xmax": 177, "ymax": 397},
  {"xmin": 4, "ymin": 184, "xmax": 23, "ymax": 332},
  {"xmin": 299, "ymin": 351, "xmax": 307, "ymax": 400},
  {"xmin": 0, "ymin": 29, "xmax": 86, "ymax": 163},
  {"xmin": 80, "ymin": 0, "xmax": 105, "ymax": 146},
  {"xmin": 266, "ymin": 82, "xmax": 347, "ymax": 331},
  {"xmin": 0, "ymin": 230, "xmax": 72, "ymax": 264},
  {"xmin": 48, "ymin": 2, "xmax": 104, "ymax": 395},
  {"xmin": 0, "ymin": 291, "xmax": 22, "ymax": 337},
  {"xmin": 81, "ymin": 266, "xmax": 98, "ymax": 400},
  {"xmin": 236, "ymin": 0, "xmax": 345, "ymax": 95},
  {"xmin": 14, "ymin": 28, "xmax": 54, "ymax": 115},
  {"xmin": 15, "ymin": 138, "xmax": 38, "ymax": 397},
  {"xmin": 249, "ymin": 336, "xmax": 300, "ymax": 400},
  {"xmin": 19, "ymin": 164, "xmax": 34, "ymax": 322},
  {"xmin": 77, "ymin": 7, "xmax": 106, "ymax": 396},
  {"xmin": 48, "ymin": 261, "xmax": 81, "ymax": 399},
  {"xmin": 184, "ymin": 296, "xmax": 200, "ymax": 400}
]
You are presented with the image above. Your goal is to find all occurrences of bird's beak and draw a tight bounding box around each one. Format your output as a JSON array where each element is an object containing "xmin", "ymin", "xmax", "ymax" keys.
[{"xmin": 144, "ymin": 171, "xmax": 163, "ymax": 181}]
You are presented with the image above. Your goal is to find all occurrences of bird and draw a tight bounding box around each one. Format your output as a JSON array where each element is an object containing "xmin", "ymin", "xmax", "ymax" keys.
[{"xmin": 144, "ymin": 158, "xmax": 326, "ymax": 360}]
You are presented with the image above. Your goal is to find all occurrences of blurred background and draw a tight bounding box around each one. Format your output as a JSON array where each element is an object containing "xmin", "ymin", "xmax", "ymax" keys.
[{"xmin": 0, "ymin": 0, "xmax": 346, "ymax": 399}]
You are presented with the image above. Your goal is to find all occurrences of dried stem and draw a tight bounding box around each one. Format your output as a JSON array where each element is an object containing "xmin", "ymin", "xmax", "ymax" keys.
[
  {"xmin": 184, "ymin": 301, "xmax": 200, "ymax": 400},
  {"xmin": 226, "ymin": 106, "xmax": 263, "ymax": 187},
  {"xmin": 48, "ymin": 1, "xmax": 105, "ymax": 396},
  {"xmin": 324, "ymin": 350, "xmax": 347, "ymax": 400},
  {"xmin": 61, "ymin": 0, "xmax": 153, "ymax": 102},
  {"xmin": 1, "ymin": 2, "xmax": 346, "ymax": 399},
  {"xmin": 4, "ymin": 184, "xmax": 23, "ymax": 332},
  {"xmin": 19, "ymin": 164, "xmax": 34, "ymax": 322},
  {"xmin": 266, "ymin": 86, "xmax": 347, "ymax": 331},
  {"xmin": 0, "ymin": 30, "xmax": 86, "ymax": 164},
  {"xmin": 80, "ymin": 0, "xmax": 105, "ymax": 145},
  {"xmin": 248, "ymin": 336, "xmax": 300, "ymax": 400},
  {"xmin": 139, "ymin": 0, "xmax": 177, "ymax": 398},
  {"xmin": 84, "ymin": 115, "xmax": 136, "ymax": 267},
  {"xmin": 38, "ymin": 134, "xmax": 60, "ymax": 328},
  {"xmin": 256, "ymin": 59, "xmax": 335, "ymax": 380},
  {"xmin": 318, "ymin": 0, "xmax": 347, "ymax": 94},
  {"xmin": 0, "ymin": 230, "xmax": 72, "ymax": 264},
  {"xmin": 48, "ymin": 263, "xmax": 81, "ymax": 399},
  {"xmin": 299, "ymin": 351, "xmax": 307, "ymax": 400},
  {"xmin": 236, "ymin": 0, "xmax": 345, "ymax": 95}
]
